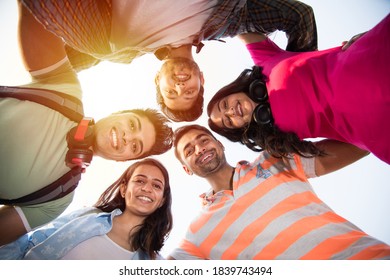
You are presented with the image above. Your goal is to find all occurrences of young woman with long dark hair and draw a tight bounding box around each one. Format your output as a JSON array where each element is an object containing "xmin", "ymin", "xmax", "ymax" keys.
[
  {"xmin": 0, "ymin": 158, "xmax": 173, "ymax": 260},
  {"xmin": 208, "ymin": 14, "xmax": 390, "ymax": 164}
]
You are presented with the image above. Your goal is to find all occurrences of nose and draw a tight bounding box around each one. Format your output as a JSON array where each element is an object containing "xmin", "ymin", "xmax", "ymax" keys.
[
  {"xmin": 195, "ymin": 144, "xmax": 206, "ymax": 155},
  {"xmin": 122, "ymin": 131, "xmax": 133, "ymax": 145},
  {"xmin": 175, "ymin": 81, "xmax": 185, "ymax": 87},
  {"xmin": 225, "ymin": 107, "xmax": 235, "ymax": 117},
  {"xmin": 141, "ymin": 183, "xmax": 152, "ymax": 192},
  {"xmin": 175, "ymin": 82, "xmax": 186, "ymax": 95}
]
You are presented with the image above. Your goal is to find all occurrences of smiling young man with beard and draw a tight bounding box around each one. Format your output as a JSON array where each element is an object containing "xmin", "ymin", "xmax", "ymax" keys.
[
  {"xmin": 0, "ymin": 2, "xmax": 172, "ymax": 247},
  {"xmin": 169, "ymin": 124, "xmax": 390, "ymax": 260}
]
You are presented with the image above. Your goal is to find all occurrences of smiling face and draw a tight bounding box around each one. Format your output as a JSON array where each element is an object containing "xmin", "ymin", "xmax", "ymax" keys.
[
  {"xmin": 209, "ymin": 92, "xmax": 257, "ymax": 129},
  {"xmin": 121, "ymin": 164, "xmax": 165, "ymax": 217},
  {"xmin": 93, "ymin": 112, "xmax": 156, "ymax": 161},
  {"xmin": 156, "ymin": 57, "xmax": 204, "ymax": 111},
  {"xmin": 176, "ymin": 129, "xmax": 226, "ymax": 178}
]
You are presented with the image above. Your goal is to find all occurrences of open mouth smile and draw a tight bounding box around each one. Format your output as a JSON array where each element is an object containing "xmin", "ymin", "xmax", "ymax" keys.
[
  {"xmin": 110, "ymin": 127, "xmax": 119, "ymax": 149},
  {"xmin": 235, "ymin": 102, "xmax": 243, "ymax": 117},
  {"xmin": 197, "ymin": 150, "xmax": 214, "ymax": 165},
  {"xmin": 137, "ymin": 195, "xmax": 153, "ymax": 203},
  {"xmin": 174, "ymin": 72, "xmax": 190, "ymax": 82}
]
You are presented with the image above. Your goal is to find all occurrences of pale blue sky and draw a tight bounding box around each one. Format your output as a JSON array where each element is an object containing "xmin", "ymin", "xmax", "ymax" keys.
[{"xmin": 0, "ymin": 0, "xmax": 389, "ymax": 258}]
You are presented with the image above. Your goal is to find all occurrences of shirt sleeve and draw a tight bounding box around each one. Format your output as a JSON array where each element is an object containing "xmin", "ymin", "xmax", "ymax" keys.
[
  {"xmin": 23, "ymin": 58, "xmax": 82, "ymax": 100},
  {"xmin": 245, "ymin": 38, "xmax": 284, "ymax": 65},
  {"xmin": 246, "ymin": 0, "xmax": 318, "ymax": 52},
  {"xmin": 299, "ymin": 156, "xmax": 317, "ymax": 178}
]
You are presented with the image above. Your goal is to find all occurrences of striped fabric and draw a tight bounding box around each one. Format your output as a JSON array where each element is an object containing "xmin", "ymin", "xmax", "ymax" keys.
[
  {"xmin": 171, "ymin": 153, "xmax": 390, "ymax": 260},
  {"xmin": 22, "ymin": 0, "xmax": 317, "ymax": 72},
  {"xmin": 21, "ymin": 0, "xmax": 145, "ymax": 71}
]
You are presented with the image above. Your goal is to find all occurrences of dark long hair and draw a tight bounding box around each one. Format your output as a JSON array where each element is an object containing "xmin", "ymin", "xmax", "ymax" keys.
[
  {"xmin": 207, "ymin": 66, "xmax": 324, "ymax": 158},
  {"xmin": 94, "ymin": 158, "xmax": 173, "ymax": 259}
]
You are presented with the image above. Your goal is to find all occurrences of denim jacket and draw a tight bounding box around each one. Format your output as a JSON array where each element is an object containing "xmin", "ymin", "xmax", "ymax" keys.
[{"xmin": 0, "ymin": 207, "xmax": 150, "ymax": 260}]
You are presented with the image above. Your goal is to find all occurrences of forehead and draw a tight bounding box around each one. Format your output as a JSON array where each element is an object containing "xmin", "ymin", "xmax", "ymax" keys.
[
  {"xmin": 135, "ymin": 114, "xmax": 156, "ymax": 154},
  {"xmin": 177, "ymin": 129, "xmax": 212, "ymax": 148},
  {"xmin": 132, "ymin": 164, "xmax": 165, "ymax": 182},
  {"xmin": 163, "ymin": 94, "xmax": 198, "ymax": 111}
]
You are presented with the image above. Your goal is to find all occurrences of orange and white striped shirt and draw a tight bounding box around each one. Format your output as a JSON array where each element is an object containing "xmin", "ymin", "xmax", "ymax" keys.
[{"xmin": 170, "ymin": 153, "xmax": 390, "ymax": 259}]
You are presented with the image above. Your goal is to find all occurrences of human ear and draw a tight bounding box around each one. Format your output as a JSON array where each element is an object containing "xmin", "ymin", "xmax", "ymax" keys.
[
  {"xmin": 199, "ymin": 72, "xmax": 205, "ymax": 86},
  {"xmin": 182, "ymin": 165, "xmax": 193, "ymax": 175},
  {"xmin": 154, "ymin": 72, "xmax": 160, "ymax": 85},
  {"xmin": 217, "ymin": 140, "xmax": 225, "ymax": 150},
  {"xmin": 158, "ymin": 197, "xmax": 165, "ymax": 208},
  {"xmin": 119, "ymin": 183, "xmax": 127, "ymax": 198}
]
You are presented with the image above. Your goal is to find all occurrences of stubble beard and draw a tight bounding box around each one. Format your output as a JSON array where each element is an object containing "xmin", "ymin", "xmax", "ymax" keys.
[{"xmin": 194, "ymin": 151, "xmax": 225, "ymax": 178}]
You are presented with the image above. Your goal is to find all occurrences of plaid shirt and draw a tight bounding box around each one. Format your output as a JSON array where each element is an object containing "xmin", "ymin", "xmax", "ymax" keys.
[
  {"xmin": 200, "ymin": 0, "xmax": 318, "ymax": 51},
  {"xmin": 22, "ymin": 0, "xmax": 317, "ymax": 72}
]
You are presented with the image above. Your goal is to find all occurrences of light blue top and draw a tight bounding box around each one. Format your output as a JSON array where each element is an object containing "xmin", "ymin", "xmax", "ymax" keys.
[{"xmin": 0, "ymin": 207, "xmax": 150, "ymax": 260}]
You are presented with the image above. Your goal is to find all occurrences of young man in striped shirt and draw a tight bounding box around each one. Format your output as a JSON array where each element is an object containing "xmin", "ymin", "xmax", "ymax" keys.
[{"xmin": 169, "ymin": 124, "xmax": 390, "ymax": 259}]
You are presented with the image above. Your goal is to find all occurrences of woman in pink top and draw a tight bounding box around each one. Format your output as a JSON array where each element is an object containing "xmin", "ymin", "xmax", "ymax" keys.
[{"xmin": 207, "ymin": 14, "xmax": 390, "ymax": 164}]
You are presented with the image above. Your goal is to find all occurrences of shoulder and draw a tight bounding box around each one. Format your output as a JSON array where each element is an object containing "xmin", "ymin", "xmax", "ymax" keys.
[{"xmin": 27, "ymin": 58, "xmax": 82, "ymax": 100}]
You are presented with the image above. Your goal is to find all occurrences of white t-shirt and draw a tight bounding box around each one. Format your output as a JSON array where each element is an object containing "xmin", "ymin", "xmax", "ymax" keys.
[
  {"xmin": 110, "ymin": 0, "xmax": 218, "ymax": 50},
  {"xmin": 62, "ymin": 235, "xmax": 135, "ymax": 260}
]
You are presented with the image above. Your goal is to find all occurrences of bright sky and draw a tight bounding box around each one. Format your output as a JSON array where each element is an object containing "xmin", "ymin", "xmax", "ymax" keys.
[{"xmin": 0, "ymin": 0, "xmax": 389, "ymax": 259}]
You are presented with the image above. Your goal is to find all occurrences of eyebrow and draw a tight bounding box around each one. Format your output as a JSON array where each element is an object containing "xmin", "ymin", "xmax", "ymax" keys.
[
  {"xmin": 136, "ymin": 115, "xmax": 141, "ymax": 131},
  {"xmin": 217, "ymin": 100, "xmax": 228, "ymax": 128},
  {"xmin": 183, "ymin": 133, "xmax": 209, "ymax": 152},
  {"xmin": 135, "ymin": 174, "xmax": 164, "ymax": 185},
  {"xmin": 135, "ymin": 116, "xmax": 144, "ymax": 154},
  {"xmin": 217, "ymin": 100, "xmax": 222, "ymax": 113}
]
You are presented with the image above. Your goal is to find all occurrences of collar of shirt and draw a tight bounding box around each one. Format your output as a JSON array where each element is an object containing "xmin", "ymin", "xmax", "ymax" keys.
[{"xmin": 200, "ymin": 189, "xmax": 233, "ymax": 206}]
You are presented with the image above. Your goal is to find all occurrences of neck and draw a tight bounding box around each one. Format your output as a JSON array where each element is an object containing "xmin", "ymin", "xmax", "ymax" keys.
[
  {"xmin": 205, "ymin": 164, "xmax": 235, "ymax": 193},
  {"xmin": 107, "ymin": 211, "xmax": 145, "ymax": 250},
  {"xmin": 167, "ymin": 44, "xmax": 194, "ymax": 60},
  {"xmin": 115, "ymin": 210, "xmax": 145, "ymax": 230}
]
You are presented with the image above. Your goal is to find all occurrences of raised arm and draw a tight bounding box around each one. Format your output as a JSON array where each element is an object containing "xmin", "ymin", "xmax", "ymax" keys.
[
  {"xmin": 314, "ymin": 140, "xmax": 370, "ymax": 176},
  {"xmin": 17, "ymin": 0, "xmax": 67, "ymax": 72},
  {"xmin": 250, "ymin": 0, "xmax": 318, "ymax": 51},
  {"xmin": 0, "ymin": 1, "xmax": 78, "ymax": 248},
  {"xmin": 237, "ymin": 32, "xmax": 267, "ymax": 45}
]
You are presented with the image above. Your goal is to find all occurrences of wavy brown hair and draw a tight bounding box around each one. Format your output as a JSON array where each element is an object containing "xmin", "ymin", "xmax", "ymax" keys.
[
  {"xmin": 94, "ymin": 158, "xmax": 173, "ymax": 259},
  {"xmin": 207, "ymin": 66, "xmax": 325, "ymax": 158}
]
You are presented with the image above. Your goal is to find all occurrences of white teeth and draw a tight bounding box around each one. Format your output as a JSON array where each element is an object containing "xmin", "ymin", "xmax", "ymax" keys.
[
  {"xmin": 237, "ymin": 103, "xmax": 242, "ymax": 116},
  {"xmin": 175, "ymin": 74, "xmax": 188, "ymax": 80},
  {"xmin": 111, "ymin": 129, "xmax": 118, "ymax": 148},
  {"xmin": 201, "ymin": 154, "xmax": 212, "ymax": 163},
  {"xmin": 138, "ymin": 196, "xmax": 152, "ymax": 202}
]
